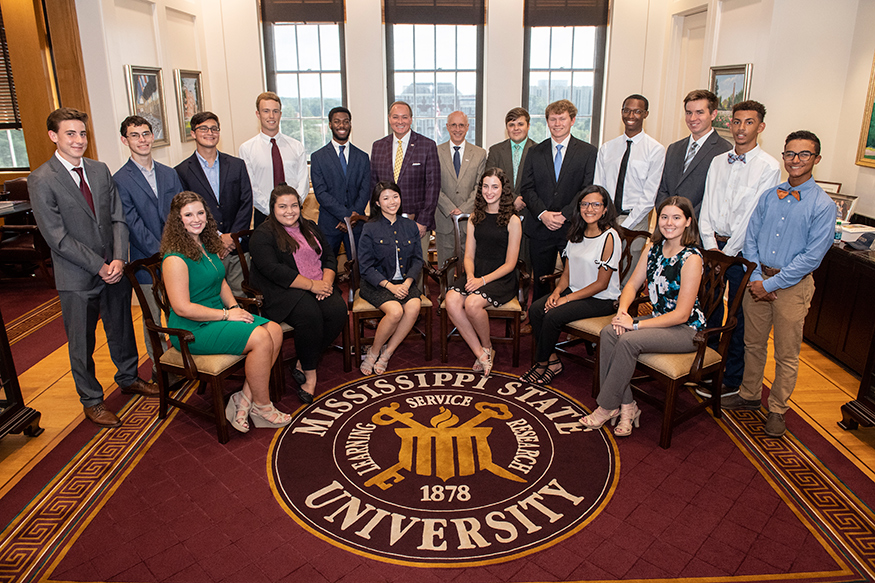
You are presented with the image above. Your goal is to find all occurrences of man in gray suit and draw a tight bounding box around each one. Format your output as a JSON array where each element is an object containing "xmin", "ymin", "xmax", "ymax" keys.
[
  {"xmin": 435, "ymin": 111, "xmax": 487, "ymax": 268},
  {"xmin": 655, "ymin": 89, "xmax": 732, "ymax": 216},
  {"xmin": 30, "ymin": 108, "xmax": 155, "ymax": 429}
]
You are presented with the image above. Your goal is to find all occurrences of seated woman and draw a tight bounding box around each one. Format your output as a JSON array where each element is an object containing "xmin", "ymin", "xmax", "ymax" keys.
[
  {"xmin": 249, "ymin": 185, "xmax": 348, "ymax": 405},
  {"xmin": 445, "ymin": 167, "xmax": 521, "ymax": 377},
  {"xmin": 580, "ymin": 196, "xmax": 705, "ymax": 437},
  {"xmin": 357, "ymin": 181, "xmax": 423, "ymax": 375},
  {"xmin": 160, "ymin": 191, "xmax": 288, "ymax": 433},
  {"xmin": 522, "ymin": 185, "xmax": 622, "ymax": 385}
]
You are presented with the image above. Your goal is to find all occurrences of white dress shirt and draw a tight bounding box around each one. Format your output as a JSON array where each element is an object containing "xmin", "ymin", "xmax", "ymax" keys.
[
  {"xmin": 239, "ymin": 131, "xmax": 309, "ymax": 215},
  {"xmin": 593, "ymin": 131, "xmax": 666, "ymax": 229},
  {"xmin": 55, "ymin": 151, "xmax": 91, "ymax": 190},
  {"xmin": 699, "ymin": 145, "xmax": 781, "ymax": 257}
]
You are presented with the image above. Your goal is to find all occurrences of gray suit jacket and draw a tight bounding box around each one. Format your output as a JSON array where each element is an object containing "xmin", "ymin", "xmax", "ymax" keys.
[
  {"xmin": 655, "ymin": 131, "xmax": 732, "ymax": 215},
  {"xmin": 435, "ymin": 140, "xmax": 487, "ymax": 234},
  {"xmin": 485, "ymin": 137, "xmax": 536, "ymax": 194},
  {"xmin": 29, "ymin": 155, "xmax": 129, "ymax": 291}
]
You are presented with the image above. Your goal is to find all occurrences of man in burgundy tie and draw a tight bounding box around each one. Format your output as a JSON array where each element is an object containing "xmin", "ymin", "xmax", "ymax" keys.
[{"xmin": 30, "ymin": 108, "xmax": 155, "ymax": 429}]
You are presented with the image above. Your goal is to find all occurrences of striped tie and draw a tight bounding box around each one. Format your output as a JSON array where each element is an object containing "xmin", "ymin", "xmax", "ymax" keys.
[
  {"xmin": 393, "ymin": 140, "xmax": 403, "ymax": 181},
  {"xmin": 683, "ymin": 141, "xmax": 699, "ymax": 173}
]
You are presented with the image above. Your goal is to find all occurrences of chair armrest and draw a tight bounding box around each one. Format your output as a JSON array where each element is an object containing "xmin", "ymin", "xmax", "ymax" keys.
[
  {"xmin": 0, "ymin": 224, "xmax": 39, "ymax": 234},
  {"xmin": 240, "ymin": 283, "xmax": 264, "ymax": 304},
  {"xmin": 234, "ymin": 295, "xmax": 262, "ymax": 315},
  {"xmin": 539, "ymin": 272, "xmax": 561, "ymax": 291},
  {"xmin": 144, "ymin": 320, "xmax": 198, "ymax": 379},
  {"xmin": 433, "ymin": 256, "xmax": 460, "ymax": 301}
]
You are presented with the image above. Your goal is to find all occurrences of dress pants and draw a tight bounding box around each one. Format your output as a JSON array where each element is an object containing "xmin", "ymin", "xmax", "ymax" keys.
[
  {"xmin": 58, "ymin": 278, "xmax": 139, "ymax": 408},
  {"xmin": 222, "ymin": 253, "xmax": 245, "ymax": 297},
  {"xmin": 739, "ymin": 273, "xmax": 814, "ymax": 414},
  {"xmin": 282, "ymin": 291, "xmax": 348, "ymax": 370},
  {"xmin": 138, "ymin": 282, "xmax": 166, "ymax": 374},
  {"xmin": 323, "ymin": 221, "xmax": 363, "ymax": 262},
  {"xmin": 597, "ymin": 318, "xmax": 698, "ymax": 410},
  {"xmin": 529, "ymin": 237, "xmax": 565, "ymax": 304},
  {"xmin": 529, "ymin": 289, "xmax": 614, "ymax": 362},
  {"xmin": 705, "ymin": 240, "xmax": 747, "ymax": 387}
]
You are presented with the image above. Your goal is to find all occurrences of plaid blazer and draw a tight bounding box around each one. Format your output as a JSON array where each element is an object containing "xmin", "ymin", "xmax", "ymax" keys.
[{"xmin": 370, "ymin": 131, "xmax": 440, "ymax": 230}]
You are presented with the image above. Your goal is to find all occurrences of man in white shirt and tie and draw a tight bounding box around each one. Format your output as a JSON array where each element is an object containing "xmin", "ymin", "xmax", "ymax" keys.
[{"xmin": 239, "ymin": 91, "xmax": 309, "ymax": 226}]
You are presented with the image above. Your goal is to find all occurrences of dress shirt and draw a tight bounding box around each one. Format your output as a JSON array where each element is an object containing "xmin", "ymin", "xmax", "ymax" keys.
[
  {"xmin": 699, "ymin": 146, "xmax": 780, "ymax": 256},
  {"xmin": 688, "ymin": 129, "xmax": 716, "ymax": 159},
  {"xmin": 744, "ymin": 177, "xmax": 835, "ymax": 293},
  {"xmin": 131, "ymin": 158, "xmax": 158, "ymax": 196},
  {"xmin": 550, "ymin": 135, "xmax": 571, "ymax": 166},
  {"xmin": 55, "ymin": 151, "xmax": 92, "ymax": 190},
  {"xmin": 239, "ymin": 131, "xmax": 309, "ymax": 215},
  {"xmin": 593, "ymin": 131, "xmax": 665, "ymax": 229},
  {"xmin": 331, "ymin": 140, "xmax": 350, "ymax": 163},
  {"xmin": 511, "ymin": 140, "xmax": 525, "ymax": 184},
  {"xmin": 450, "ymin": 140, "xmax": 466, "ymax": 159},
  {"xmin": 394, "ymin": 131, "xmax": 412, "ymax": 159},
  {"xmin": 195, "ymin": 150, "xmax": 220, "ymax": 201}
]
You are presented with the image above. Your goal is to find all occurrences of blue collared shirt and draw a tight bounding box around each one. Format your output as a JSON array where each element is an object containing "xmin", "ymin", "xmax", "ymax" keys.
[
  {"xmin": 358, "ymin": 215, "xmax": 424, "ymax": 288},
  {"xmin": 744, "ymin": 177, "xmax": 835, "ymax": 293},
  {"xmin": 196, "ymin": 150, "xmax": 220, "ymax": 201}
]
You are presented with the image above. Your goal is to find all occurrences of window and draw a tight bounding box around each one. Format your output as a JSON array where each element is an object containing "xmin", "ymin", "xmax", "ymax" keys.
[
  {"xmin": 0, "ymin": 8, "xmax": 28, "ymax": 171},
  {"xmin": 384, "ymin": 0, "xmax": 485, "ymax": 144}
]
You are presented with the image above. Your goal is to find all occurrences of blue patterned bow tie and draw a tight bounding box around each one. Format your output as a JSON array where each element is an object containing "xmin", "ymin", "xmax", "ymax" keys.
[{"xmin": 728, "ymin": 152, "xmax": 746, "ymax": 164}]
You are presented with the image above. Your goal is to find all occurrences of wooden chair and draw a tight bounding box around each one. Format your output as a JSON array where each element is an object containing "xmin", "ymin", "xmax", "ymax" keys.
[
  {"xmin": 232, "ymin": 229, "xmax": 351, "ymax": 374},
  {"xmin": 537, "ymin": 227, "xmax": 650, "ymax": 386},
  {"xmin": 343, "ymin": 216, "xmax": 433, "ymax": 365},
  {"xmin": 434, "ymin": 213, "xmax": 530, "ymax": 367},
  {"xmin": 624, "ymin": 251, "xmax": 755, "ymax": 449},
  {"xmin": 0, "ymin": 177, "xmax": 54, "ymax": 287},
  {"xmin": 124, "ymin": 254, "xmax": 278, "ymax": 443}
]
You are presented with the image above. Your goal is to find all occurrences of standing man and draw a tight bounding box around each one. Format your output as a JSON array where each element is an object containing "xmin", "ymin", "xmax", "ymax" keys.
[
  {"xmin": 113, "ymin": 115, "xmax": 184, "ymax": 376},
  {"xmin": 594, "ymin": 94, "xmax": 665, "ymax": 277},
  {"xmin": 370, "ymin": 100, "xmax": 440, "ymax": 265},
  {"xmin": 310, "ymin": 106, "xmax": 371, "ymax": 258},
  {"xmin": 698, "ymin": 101, "xmax": 780, "ymax": 398},
  {"xmin": 435, "ymin": 111, "xmax": 486, "ymax": 268},
  {"xmin": 29, "ymin": 108, "xmax": 155, "ymax": 428},
  {"xmin": 175, "ymin": 111, "xmax": 253, "ymax": 296},
  {"xmin": 722, "ymin": 131, "xmax": 835, "ymax": 438},
  {"xmin": 520, "ymin": 99, "xmax": 598, "ymax": 302},
  {"xmin": 655, "ymin": 89, "xmax": 732, "ymax": 216},
  {"xmin": 239, "ymin": 91, "xmax": 309, "ymax": 225}
]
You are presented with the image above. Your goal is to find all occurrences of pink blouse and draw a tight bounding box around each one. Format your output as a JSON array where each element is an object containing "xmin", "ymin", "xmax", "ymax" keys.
[{"xmin": 284, "ymin": 224, "xmax": 323, "ymax": 280}]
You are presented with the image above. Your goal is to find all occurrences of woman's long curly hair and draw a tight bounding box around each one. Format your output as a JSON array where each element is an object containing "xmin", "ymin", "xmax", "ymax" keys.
[
  {"xmin": 566, "ymin": 185, "xmax": 620, "ymax": 243},
  {"xmin": 265, "ymin": 185, "xmax": 322, "ymax": 255},
  {"xmin": 159, "ymin": 191, "xmax": 223, "ymax": 260},
  {"xmin": 471, "ymin": 167, "xmax": 515, "ymax": 227}
]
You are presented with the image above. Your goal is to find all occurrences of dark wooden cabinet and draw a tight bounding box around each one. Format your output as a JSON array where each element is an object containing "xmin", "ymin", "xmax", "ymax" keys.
[{"xmin": 0, "ymin": 306, "xmax": 43, "ymax": 440}]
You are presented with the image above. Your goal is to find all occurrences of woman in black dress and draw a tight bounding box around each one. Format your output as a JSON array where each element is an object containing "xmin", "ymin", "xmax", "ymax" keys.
[{"xmin": 445, "ymin": 168, "xmax": 521, "ymax": 376}]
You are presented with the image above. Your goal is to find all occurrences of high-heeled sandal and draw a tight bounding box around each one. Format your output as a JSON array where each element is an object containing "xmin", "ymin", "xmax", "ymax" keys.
[
  {"xmin": 249, "ymin": 402, "xmax": 292, "ymax": 428},
  {"xmin": 535, "ymin": 357, "xmax": 564, "ymax": 385},
  {"xmin": 521, "ymin": 363, "xmax": 547, "ymax": 383},
  {"xmin": 613, "ymin": 402, "xmax": 641, "ymax": 437},
  {"xmin": 360, "ymin": 347, "xmax": 380, "ymax": 375},
  {"xmin": 579, "ymin": 406, "xmax": 620, "ymax": 430},
  {"xmin": 374, "ymin": 348, "xmax": 393, "ymax": 375},
  {"xmin": 225, "ymin": 391, "xmax": 252, "ymax": 433},
  {"xmin": 477, "ymin": 347, "xmax": 495, "ymax": 377}
]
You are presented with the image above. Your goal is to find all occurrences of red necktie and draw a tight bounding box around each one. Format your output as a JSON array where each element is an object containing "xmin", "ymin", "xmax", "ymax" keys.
[
  {"xmin": 271, "ymin": 138, "xmax": 285, "ymax": 187},
  {"xmin": 777, "ymin": 188, "xmax": 800, "ymax": 201},
  {"xmin": 73, "ymin": 167, "xmax": 95, "ymax": 214}
]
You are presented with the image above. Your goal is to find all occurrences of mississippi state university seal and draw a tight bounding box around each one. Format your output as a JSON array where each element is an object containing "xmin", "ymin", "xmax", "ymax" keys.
[{"xmin": 269, "ymin": 368, "xmax": 619, "ymax": 566}]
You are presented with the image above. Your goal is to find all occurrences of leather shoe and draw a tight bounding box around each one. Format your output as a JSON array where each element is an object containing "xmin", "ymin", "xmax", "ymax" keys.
[
  {"xmin": 84, "ymin": 403, "xmax": 122, "ymax": 428},
  {"xmin": 521, "ymin": 324, "xmax": 533, "ymax": 335},
  {"xmin": 721, "ymin": 394, "xmax": 761, "ymax": 410},
  {"xmin": 289, "ymin": 363, "xmax": 307, "ymax": 386},
  {"xmin": 296, "ymin": 387, "xmax": 314, "ymax": 405},
  {"xmin": 120, "ymin": 378, "xmax": 159, "ymax": 397},
  {"xmin": 764, "ymin": 412, "xmax": 786, "ymax": 437}
]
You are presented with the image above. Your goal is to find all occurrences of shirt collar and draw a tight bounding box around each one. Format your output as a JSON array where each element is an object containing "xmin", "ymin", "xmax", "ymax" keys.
[
  {"xmin": 690, "ymin": 128, "xmax": 715, "ymax": 149},
  {"xmin": 551, "ymin": 134, "xmax": 571, "ymax": 152},
  {"xmin": 196, "ymin": 150, "xmax": 219, "ymax": 168},
  {"xmin": 394, "ymin": 131, "xmax": 411, "ymax": 148},
  {"xmin": 131, "ymin": 157, "xmax": 154, "ymax": 173},
  {"xmin": 733, "ymin": 144, "xmax": 760, "ymax": 160},
  {"xmin": 777, "ymin": 176, "xmax": 817, "ymax": 199},
  {"xmin": 450, "ymin": 140, "xmax": 466, "ymax": 155},
  {"xmin": 55, "ymin": 151, "xmax": 82, "ymax": 172},
  {"xmin": 259, "ymin": 131, "xmax": 283, "ymax": 144},
  {"xmin": 624, "ymin": 131, "xmax": 646, "ymax": 144}
]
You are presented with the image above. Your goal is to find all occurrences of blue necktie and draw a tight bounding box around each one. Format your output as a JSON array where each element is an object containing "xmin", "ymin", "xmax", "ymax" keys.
[
  {"xmin": 453, "ymin": 146, "xmax": 461, "ymax": 177},
  {"xmin": 339, "ymin": 145, "xmax": 347, "ymax": 175},
  {"xmin": 554, "ymin": 144, "xmax": 564, "ymax": 181}
]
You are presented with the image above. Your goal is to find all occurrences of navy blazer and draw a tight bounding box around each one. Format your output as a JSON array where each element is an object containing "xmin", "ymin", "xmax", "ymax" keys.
[
  {"xmin": 310, "ymin": 142, "xmax": 371, "ymax": 232},
  {"xmin": 114, "ymin": 159, "xmax": 183, "ymax": 283},
  {"xmin": 174, "ymin": 151, "xmax": 253, "ymax": 236},
  {"xmin": 358, "ymin": 216, "xmax": 424, "ymax": 288}
]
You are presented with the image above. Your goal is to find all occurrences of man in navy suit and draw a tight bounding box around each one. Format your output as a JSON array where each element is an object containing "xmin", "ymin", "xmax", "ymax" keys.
[
  {"xmin": 175, "ymin": 111, "xmax": 253, "ymax": 295},
  {"xmin": 113, "ymin": 115, "xmax": 183, "ymax": 373},
  {"xmin": 370, "ymin": 101, "xmax": 440, "ymax": 263},
  {"xmin": 655, "ymin": 89, "xmax": 732, "ymax": 216},
  {"xmin": 310, "ymin": 106, "xmax": 370, "ymax": 257},
  {"xmin": 520, "ymin": 99, "xmax": 598, "ymax": 301}
]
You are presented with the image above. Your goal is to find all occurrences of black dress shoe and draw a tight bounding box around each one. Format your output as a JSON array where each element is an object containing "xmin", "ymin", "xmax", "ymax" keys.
[
  {"xmin": 296, "ymin": 387, "xmax": 314, "ymax": 405},
  {"xmin": 289, "ymin": 364, "xmax": 307, "ymax": 386}
]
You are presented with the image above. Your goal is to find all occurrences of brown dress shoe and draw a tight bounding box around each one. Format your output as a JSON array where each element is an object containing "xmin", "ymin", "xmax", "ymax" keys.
[
  {"xmin": 120, "ymin": 378, "xmax": 159, "ymax": 397},
  {"xmin": 521, "ymin": 324, "xmax": 533, "ymax": 335},
  {"xmin": 84, "ymin": 403, "xmax": 122, "ymax": 428}
]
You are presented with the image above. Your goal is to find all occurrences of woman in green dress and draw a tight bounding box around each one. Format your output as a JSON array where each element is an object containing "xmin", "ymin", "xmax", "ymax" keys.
[{"xmin": 160, "ymin": 192, "xmax": 289, "ymax": 433}]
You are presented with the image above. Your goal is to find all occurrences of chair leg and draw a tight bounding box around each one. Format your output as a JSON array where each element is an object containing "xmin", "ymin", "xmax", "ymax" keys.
[
  {"xmin": 592, "ymin": 350, "xmax": 601, "ymax": 399},
  {"xmin": 270, "ymin": 357, "xmax": 284, "ymax": 403},
  {"xmin": 440, "ymin": 308, "xmax": 448, "ymax": 363},
  {"xmin": 511, "ymin": 314, "xmax": 520, "ymax": 367},
  {"xmin": 659, "ymin": 379, "xmax": 680, "ymax": 449},
  {"xmin": 157, "ymin": 369, "xmax": 170, "ymax": 419},
  {"xmin": 353, "ymin": 314, "xmax": 363, "ymax": 367},
  {"xmin": 342, "ymin": 318, "xmax": 352, "ymax": 372},
  {"xmin": 425, "ymin": 307, "xmax": 433, "ymax": 361},
  {"xmin": 212, "ymin": 378, "xmax": 231, "ymax": 444}
]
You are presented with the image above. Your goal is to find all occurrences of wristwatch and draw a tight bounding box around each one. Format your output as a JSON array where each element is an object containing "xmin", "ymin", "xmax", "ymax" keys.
[{"xmin": 632, "ymin": 320, "xmax": 639, "ymax": 331}]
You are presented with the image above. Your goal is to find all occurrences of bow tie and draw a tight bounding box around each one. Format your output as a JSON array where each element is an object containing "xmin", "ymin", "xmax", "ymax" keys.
[
  {"xmin": 728, "ymin": 152, "xmax": 746, "ymax": 164},
  {"xmin": 777, "ymin": 188, "xmax": 800, "ymax": 201}
]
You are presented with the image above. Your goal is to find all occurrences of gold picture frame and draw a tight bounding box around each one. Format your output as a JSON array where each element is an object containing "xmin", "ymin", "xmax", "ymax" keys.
[
  {"xmin": 709, "ymin": 64, "xmax": 753, "ymax": 139},
  {"xmin": 856, "ymin": 52, "xmax": 875, "ymax": 168},
  {"xmin": 124, "ymin": 65, "xmax": 169, "ymax": 147},
  {"xmin": 174, "ymin": 69, "xmax": 204, "ymax": 142}
]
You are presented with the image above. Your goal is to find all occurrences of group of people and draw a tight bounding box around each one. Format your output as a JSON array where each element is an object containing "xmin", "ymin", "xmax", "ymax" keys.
[{"xmin": 28, "ymin": 87, "xmax": 835, "ymax": 441}]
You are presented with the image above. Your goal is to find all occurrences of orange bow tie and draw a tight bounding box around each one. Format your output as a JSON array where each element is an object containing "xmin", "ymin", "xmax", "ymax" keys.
[{"xmin": 777, "ymin": 188, "xmax": 800, "ymax": 201}]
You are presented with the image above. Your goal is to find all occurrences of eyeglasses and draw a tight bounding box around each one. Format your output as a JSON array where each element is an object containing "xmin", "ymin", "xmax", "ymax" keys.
[
  {"xmin": 621, "ymin": 108, "xmax": 645, "ymax": 116},
  {"xmin": 195, "ymin": 126, "xmax": 221, "ymax": 134},
  {"xmin": 127, "ymin": 131, "xmax": 152, "ymax": 140},
  {"xmin": 781, "ymin": 150, "xmax": 816, "ymax": 161},
  {"xmin": 579, "ymin": 201, "xmax": 604, "ymax": 209}
]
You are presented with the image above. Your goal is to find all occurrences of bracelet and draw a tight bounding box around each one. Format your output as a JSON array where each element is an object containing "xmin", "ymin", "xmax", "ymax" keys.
[
  {"xmin": 222, "ymin": 308, "xmax": 228, "ymax": 321},
  {"xmin": 230, "ymin": 304, "xmax": 242, "ymax": 310},
  {"xmin": 481, "ymin": 277, "xmax": 486, "ymax": 286}
]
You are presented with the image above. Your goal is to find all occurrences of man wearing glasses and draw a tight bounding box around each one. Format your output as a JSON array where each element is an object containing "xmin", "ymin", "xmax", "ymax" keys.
[
  {"xmin": 593, "ymin": 94, "xmax": 665, "ymax": 281},
  {"xmin": 114, "ymin": 115, "xmax": 183, "ymax": 375},
  {"xmin": 722, "ymin": 131, "xmax": 835, "ymax": 438},
  {"xmin": 175, "ymin": 111, "xmax": 253, "ymax": 295}
]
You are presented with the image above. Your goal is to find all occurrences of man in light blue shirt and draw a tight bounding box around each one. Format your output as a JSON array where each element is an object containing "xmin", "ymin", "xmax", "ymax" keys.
[{"xmin": 722, "ymin": 130, "xmax": 835, "ymax": 438}]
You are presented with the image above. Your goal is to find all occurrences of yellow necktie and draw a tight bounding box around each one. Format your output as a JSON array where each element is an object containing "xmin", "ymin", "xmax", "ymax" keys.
[{"xmin": 393, "ymin": 139, "xmax": 403, "ymax": 182}]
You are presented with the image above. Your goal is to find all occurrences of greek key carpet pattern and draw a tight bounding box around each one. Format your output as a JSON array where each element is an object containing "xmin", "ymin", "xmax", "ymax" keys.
[{"xmin": 5, "ymin": 297, "xmax": 62, "ymax": 346}]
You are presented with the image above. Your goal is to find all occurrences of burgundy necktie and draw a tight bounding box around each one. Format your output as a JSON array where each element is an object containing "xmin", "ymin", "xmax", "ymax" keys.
[
  {"xmin": 271, "ymin": 138, "xmax": 285, "ymax": 186},
  {"xmin": 73, "ymin": 167, "xmax": 95, "ymax": 214}
]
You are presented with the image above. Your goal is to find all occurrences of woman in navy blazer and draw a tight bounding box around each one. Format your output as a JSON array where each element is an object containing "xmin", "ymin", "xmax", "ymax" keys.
[
  {"xmin": 357, "ymin": 181, "xmax": 423, "ymax": 375},
  {"xmin": 249, "ymin": 186, "xmax": 348, "ymax": 403}
]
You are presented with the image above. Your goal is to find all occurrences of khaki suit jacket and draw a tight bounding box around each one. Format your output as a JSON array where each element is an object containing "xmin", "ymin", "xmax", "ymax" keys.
[{"xmin": 435, "ymin": 140, "xmax": 486, "ymax": 234}]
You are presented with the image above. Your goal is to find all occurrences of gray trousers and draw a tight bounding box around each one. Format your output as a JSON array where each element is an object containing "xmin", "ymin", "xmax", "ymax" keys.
[
  {"xmin": 222, "ymin": 252, "xmax": 245, "ymax": 298},
  {"xmin": 597, "ymin": 317, "xmax": 698, "ymax": 410}
]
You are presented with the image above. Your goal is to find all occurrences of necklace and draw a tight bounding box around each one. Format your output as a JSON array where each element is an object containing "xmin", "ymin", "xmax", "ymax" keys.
[{"xmin": 200, "ymin": 245, "xmax": 221, "ymax": 274}]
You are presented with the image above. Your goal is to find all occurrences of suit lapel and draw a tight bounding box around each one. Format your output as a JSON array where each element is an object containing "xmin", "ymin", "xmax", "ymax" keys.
[
  {"xmin": 516, "ymin": 139, "xmax": 534, "ymax": 191},
  {"xmin": 399, "ymin": 133, "xmax": 417, "ymax": 179},
  {"xmin": 127, "ymin": 161, "xmax": 159, "ymax": 210},
  {"xmin": 53, "ymin": 157, "xmax": 97, "ymax": 221},
  {"xmin": 188, "ymin": 154, "xmax": 214, "ymax": 198},
  {"xmin": 457, "ymin": 142, "xmax": 473, "ymax": 182},
  {"xmin": 218, "ymin": 152, "xmax": 228, "ymax": 205}
]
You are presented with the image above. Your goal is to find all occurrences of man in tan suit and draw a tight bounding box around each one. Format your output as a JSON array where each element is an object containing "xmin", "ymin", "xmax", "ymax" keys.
[{"xmin": 435, "ymin": 111, "xmax": 486, "ymax": 269}]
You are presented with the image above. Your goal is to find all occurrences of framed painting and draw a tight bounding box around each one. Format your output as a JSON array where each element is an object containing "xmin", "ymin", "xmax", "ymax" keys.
[
  {"xmin": 124, "ymin": 65, "xmax": 169, "ymax": 147},
  {"xmin": 174, "ymin": 69, "xmax": 204, "ymax": 142},
  {"xmin": 856, "ymin": 52, "xmax": 875, "ymax": 168},
  {"xmin": 709, "ymin": 64, "xmax": 753, "ymax": 138}
]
